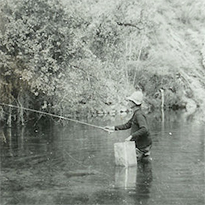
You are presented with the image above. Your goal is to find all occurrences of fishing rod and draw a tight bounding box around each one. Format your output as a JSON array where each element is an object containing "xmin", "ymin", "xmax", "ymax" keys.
[{"xmin": 0, "ymin": 102, "xmax": 113, "ymax": 133}]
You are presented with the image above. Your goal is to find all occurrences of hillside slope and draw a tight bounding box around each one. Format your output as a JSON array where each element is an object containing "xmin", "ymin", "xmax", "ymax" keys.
[{"xmin": 151, "ymin": 0, "xmax": 205, "ymax": 120}]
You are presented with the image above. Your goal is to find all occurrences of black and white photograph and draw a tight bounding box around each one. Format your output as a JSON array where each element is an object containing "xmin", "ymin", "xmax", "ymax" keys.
[{"xmin": 0, "ymin": 0, "xmax": 204, "ymax": 204}]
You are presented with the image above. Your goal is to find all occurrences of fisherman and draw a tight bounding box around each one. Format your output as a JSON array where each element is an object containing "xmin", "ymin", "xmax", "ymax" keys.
[{"xmin": 105, "ymin": 90, "xmax": 152, "ymax": 160}]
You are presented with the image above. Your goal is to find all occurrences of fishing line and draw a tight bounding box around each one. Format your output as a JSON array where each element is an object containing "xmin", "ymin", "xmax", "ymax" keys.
[
  {"xmin": 0, "ymin": 102, "xmax": 113, "ymax": 133},
  {"xmin": 1, "ymin": 103, "xmax": 114, "ymax": 181},
  {"xmin": 64, "ymin": 150, "xmax": 112, "ymax": 179}
]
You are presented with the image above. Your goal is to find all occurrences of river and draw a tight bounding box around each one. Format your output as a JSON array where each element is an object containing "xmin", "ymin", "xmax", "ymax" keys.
[{"xmin": 0, "ymin": 110, "xmax": 204, "ymax": 205}]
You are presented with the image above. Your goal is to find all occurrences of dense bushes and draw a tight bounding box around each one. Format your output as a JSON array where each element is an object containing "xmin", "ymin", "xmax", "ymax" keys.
[{"xmin": 0, "ymin": 0, "xmax": 204, "ymax": 124}]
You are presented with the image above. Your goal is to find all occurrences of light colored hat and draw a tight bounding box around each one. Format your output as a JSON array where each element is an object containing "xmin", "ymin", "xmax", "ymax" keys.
[{"xmin": 126, "ymin": 91, "xmax": 143, "ymax": 105}]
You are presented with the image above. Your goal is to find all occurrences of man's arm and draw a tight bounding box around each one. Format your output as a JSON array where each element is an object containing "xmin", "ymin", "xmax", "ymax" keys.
[
  {"xmin": 130, "ymin": 113, "xmax": 149, "ymax": 140},
  {"xmin": 115, "ymin": 118, "xmax": 132, "ymax": 130}
]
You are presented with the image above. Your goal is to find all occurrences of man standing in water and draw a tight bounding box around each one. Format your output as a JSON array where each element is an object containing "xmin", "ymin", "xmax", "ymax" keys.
[{"xmin": 105, "ymin": 91, "xmax": 152, "ymax": 161}]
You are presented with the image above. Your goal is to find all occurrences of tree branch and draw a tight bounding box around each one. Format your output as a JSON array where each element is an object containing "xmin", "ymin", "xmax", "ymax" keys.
[{"xmin": 116, "ymin": 22, "xmax": 143, "ymax": 30}]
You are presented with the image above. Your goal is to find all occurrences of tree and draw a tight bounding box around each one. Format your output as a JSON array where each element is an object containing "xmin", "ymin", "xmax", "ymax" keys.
[
  {"xmin": 0, "ymin": 0, "xmax": 119, "ymax": 119},
  {"xmin": 0, "ymin": 0, "xmax": 89, "ymax": 121}
]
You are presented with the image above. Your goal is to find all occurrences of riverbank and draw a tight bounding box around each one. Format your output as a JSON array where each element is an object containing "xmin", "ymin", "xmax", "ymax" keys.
[
  {"xmin": 0, "ymin": 0, "xmax": 205, "ymax": 125},
  {"xmin": 179, "ymin": 68, "xmax": 205, "ymax": 122}
]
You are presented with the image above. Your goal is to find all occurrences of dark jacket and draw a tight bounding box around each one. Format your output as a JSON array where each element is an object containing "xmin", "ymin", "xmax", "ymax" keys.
[{"xmin": 114, "ymin": 108, "xmax": 152, "ymax": 149}]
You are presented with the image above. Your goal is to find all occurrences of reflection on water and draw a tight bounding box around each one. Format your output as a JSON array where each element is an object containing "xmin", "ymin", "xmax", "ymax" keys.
[
  {"xmin": 0, "ymin": 110, "xmax": 204, "ymax": 205},
  {"xmin": 114, "ymin": 159, "xmax": 153, "ymax": 205},
  {"xmin": 115, "ymin": 166, "xmax": 137, "ymax": 190}
]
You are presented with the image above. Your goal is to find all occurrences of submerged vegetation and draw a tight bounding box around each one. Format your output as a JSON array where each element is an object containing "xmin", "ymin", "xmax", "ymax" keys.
[{"xmin": 0, "ymin": 0, "xmax": 205, "ymax": 125}]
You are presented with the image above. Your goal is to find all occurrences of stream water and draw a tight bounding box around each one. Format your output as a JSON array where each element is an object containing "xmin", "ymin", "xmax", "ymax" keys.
[{"xmin": 0, "ymin": 110, "xmax": 204, "ymax": 205}]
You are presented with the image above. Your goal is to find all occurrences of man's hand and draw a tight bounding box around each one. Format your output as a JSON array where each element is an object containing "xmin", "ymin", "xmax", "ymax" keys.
[{"xmin": 125, "ymin": 135, "xmax": 132, "ymax": 141}]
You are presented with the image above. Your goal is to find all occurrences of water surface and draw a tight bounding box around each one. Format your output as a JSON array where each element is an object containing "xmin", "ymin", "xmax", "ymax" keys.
[{"xmin": 0, "ymin": 110, "xmax": 204, "ymax": 205}]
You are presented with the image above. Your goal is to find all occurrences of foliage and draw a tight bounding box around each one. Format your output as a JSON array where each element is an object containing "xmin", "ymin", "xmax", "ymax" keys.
[
  {"xmin": 0, "ymin": 0, "xmax": 108, "ymax": 114},
  {"xmin": 1, "ymin": 0, "xmax": 72, "ymax": 96},
  {"xmin": 0, "ymin": 0, "xmax": 205, "ymax": 124},
  {"xmin": 129, "ymin": 66, "xmax": 185, "ymax": 108}
]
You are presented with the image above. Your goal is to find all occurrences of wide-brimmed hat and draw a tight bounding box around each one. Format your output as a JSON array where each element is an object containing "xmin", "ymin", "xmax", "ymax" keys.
[{"xmin": 126, "ymin": 91, "xmax": 143, "ymax": 105}]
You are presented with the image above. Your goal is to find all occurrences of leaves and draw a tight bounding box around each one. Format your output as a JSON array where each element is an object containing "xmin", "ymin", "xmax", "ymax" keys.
[{"xmin": 0, "ymin": 0, "xmax": 204, "ymax": 118}]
